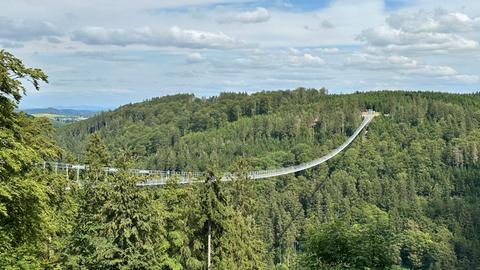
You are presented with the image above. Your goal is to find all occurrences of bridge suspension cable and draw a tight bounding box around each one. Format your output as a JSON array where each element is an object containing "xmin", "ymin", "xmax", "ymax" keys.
[{"xmin": 43, "ymin": 110, "xmax": 376, "ymax": 186}]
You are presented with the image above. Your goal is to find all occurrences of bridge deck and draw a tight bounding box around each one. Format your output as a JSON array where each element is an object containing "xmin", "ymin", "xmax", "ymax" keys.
[{"xmin": 43, "ymin": 110, "xmax": 376, "ymax": 186}]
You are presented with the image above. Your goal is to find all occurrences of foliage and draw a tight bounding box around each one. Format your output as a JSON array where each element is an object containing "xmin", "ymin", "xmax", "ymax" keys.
[
  {"xmin": 3, "ymin": 51, "xmax": 480, "ymax": 269},
  {"xmin": 65, "ymin": 138, "xmax": 171, "ymax": 269},
  {"xmin": 0, "ymin": 50, "xmax": 72, "ymax": 269},
  {"xmin": 57, "ymin": 89, "xmax": 480, "ymax": 269},
  {"xmin": 298, "ymin": 205, "xmax": 398, "ymax": 269}
]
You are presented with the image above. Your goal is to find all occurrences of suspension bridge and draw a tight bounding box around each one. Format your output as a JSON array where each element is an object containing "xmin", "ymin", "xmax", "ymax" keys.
[{"xmin": 42, "ymin": 110, "xmax": 377, "ymax": 186}]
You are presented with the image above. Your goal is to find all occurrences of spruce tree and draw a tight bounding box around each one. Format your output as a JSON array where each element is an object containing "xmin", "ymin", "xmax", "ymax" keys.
[
  {"xmin": 159, "ymin": 176, "xmax": 204, "ymax": 269},
  {"xmin": 200, "ymin": 168, "xmax": 227, "ymax": 270},
  {"xmin": 64, "ymin": 133, "xmax": 112, "ymax": 268},
  {"xmin": 95, "ymin": 150, "xmax": 170, "ymax": 269},
  {"xmin": 217, "ymin": 159, "xmax": 267, "ymax": 269}
]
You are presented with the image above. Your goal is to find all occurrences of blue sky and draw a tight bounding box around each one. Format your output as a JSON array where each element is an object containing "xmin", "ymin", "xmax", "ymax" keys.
[{"xmin": 1, "ymin": 0, "xmax": 479, "ymax": 109}]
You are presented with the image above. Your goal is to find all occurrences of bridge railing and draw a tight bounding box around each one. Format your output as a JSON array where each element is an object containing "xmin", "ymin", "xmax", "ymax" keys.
[
  {"xmin": 249, "ymin": 112, "xmax": 374, "ymax": 179},
  {"xmin": 42, "ymin": 110, "xmax": 375, "ymax": 186}
]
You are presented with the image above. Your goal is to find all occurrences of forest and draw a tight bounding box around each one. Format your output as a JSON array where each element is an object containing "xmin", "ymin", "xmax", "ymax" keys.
[{"xmin": 2, "ymin": 51, "xmax": 480, "ymax": 269}]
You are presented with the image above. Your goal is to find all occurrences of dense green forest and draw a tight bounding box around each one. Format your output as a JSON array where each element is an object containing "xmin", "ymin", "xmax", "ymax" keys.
[{"xmin": 2, "ymin": 50, "xmax": 480, "ymax": 269}]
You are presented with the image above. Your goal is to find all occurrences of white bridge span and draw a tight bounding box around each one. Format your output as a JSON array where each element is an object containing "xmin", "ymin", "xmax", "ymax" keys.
[{"xmin": 44, "ymin": 110, "xmax": 376, "ymax": 186}]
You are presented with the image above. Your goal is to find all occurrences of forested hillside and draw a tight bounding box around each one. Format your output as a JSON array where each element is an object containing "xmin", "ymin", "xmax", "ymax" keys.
[
  {"xmin": 2, "ymin": 50, "xmax": 480, "ymax": 270},
  {"xmin": 54, "ymin": 89, "xmax": 480, "ymax": 269}
]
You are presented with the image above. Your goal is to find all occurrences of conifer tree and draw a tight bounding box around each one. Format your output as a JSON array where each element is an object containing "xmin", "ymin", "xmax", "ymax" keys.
[
  {"xmin": 95, "ymin": 150, "xmax": 170, "ymax": 269},
  {"xmin": 200, "ymin": 168, "xmax": 227, "ymax": 269},
  {"xmin": 219, "ymin": 159, "xmax": 267, "ymax": 269},
  {"xmin": 157, "ymin": 177, "xmax": 204, "ymax": 269},
  {"xmin": 202, "ymin": 161, "xmax": 268, "ymax": 269},
  {"xmin": 64, "ymin": 133, "xmax": 112, "ymax": 268}
]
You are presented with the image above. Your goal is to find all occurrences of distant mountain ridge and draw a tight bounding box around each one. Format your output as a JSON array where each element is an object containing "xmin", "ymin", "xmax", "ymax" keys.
[{"xmin": 21, "ymin": 107, "xmax": 99, "ymax": 117}]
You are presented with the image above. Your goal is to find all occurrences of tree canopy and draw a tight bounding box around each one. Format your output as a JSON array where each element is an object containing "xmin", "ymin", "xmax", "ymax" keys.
[{"xmin": 2, "ymin": 51, "xmax": 480, "ymax": 269}]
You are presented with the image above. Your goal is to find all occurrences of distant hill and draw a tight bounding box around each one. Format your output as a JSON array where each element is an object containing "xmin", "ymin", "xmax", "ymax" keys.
[{"xmin": 22, "ymin": 107, "xmax": 99, "ymax": 117}]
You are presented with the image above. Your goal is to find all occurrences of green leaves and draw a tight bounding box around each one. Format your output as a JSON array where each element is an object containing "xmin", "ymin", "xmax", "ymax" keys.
[
  {"xmin": 0, "ymin": 51, "xmax": 73, "ymax": 269},
  {"xmin": 0, "ymin": 50, "xmax": 48, "ymax": 131},
  {"xmin": 299, "ymin": 205, "xmax": 399, "ymax": 270},
  {"xmin": 0, "ymin": 50, "xmax": 48, "ymax": 103},
  {"xmin": 66, "ymin": 135, "xmax": 171, "ymax": 269},
  {"xmin": 2, "ymin": 50, "xmax": 480, "ymax": 270}
]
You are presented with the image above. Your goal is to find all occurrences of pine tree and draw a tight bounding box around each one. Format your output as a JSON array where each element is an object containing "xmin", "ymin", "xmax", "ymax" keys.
[
  {"xmin": 159, "ymin": 177, "xmax": 204, "ymax": 269},
  {"xmin": 64, "ymin": 133, "xmax": 112, "ymax": 269},
  {"xmin": 84, "ymin": 133, "xmax": 111, "ymax": 181},
  {"xmin": 224, "ymin": 159, "xmax": 268, "ymax": 269},
  {"xmin": 207, "ymin": 161, "xmax": 268, "ymax": 269},
  {"xmin": 200, "ymin": 168, "xmax": 227, "ymax": 270},
  {"xmin": 95, "ymin": 150, "xmax": 170, "ymax": 269}
]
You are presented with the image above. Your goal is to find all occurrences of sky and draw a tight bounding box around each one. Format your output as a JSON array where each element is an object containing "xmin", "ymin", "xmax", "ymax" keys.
[{"xmin": 1, "ymin": 0, "xmax": 480, "ymax": 109}]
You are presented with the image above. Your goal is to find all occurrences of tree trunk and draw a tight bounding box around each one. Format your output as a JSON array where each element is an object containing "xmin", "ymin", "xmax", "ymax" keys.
[{"xmin": 207, "ymin": 219, "xmax": 212, "ymax": 270}]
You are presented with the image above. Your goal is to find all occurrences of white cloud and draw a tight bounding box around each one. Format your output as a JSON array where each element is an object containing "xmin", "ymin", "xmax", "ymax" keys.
[
  {"xmin": 346, "ymin": 53, "xmax": 455, "ymax": 75},
  {"xmin": 451, "ymin": 74, "xmax": 480, "ymax": 83},
  {"xmin": 288, "ymin": 48, "xmax": 324, "ymax": 65},
  {"xmin": 4, "ymin": 0, "xmax": 480, "ymax": 107},
  {"xmin": 0, "ymin": 17, "xmax": 62, "ymax": 42},
  {"xmin": 346, "ymin": 53, "xmax": 478, "ymax": 83},
  {"xmin": 387, "ymin": 9, "xmax": 480, "ymax": 33},
  {"xmin": 358, "ymin": 10, "xmax": 480, "ymax": 53},
  {"xmin": 72, "ymin": 26, "xmax": 251, "ymax": 49},
  {"xmin": 289, "ymin": 48, "xmax": 301, "ymax": 55},
  {"xmin": 217, "ymin": 7, "xmax": 270, "ymax": 24},
  {"xmin": 358, "ymin": 26, "xmax": 478, "ymax": 52},
  {"xmin": 316, "ymin": 47, "xmax": 340, "ymax": 53},
  {"xmin": 290, "ymin": 53, "xmax": 325, "ymax": 66},
  {"xmin": 186, "ymin": 52, "xmax": 204, "ymax": 63},
  {"xmin": 230, "ymin": 49, "xmax": 324, "ymax": 69}
]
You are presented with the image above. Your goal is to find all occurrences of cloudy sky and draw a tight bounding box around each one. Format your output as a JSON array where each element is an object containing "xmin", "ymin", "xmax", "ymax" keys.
[{"xmin": 2, "ymin": 0, "xmax": 480, "ymax": 109}]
